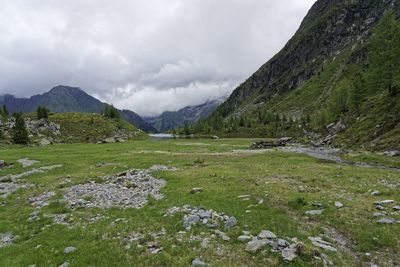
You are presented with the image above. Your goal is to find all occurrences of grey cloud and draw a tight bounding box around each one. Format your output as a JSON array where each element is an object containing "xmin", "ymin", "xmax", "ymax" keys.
[{"xmin": 0, "ymin": 0, "xmax": 316, "ymax": 116}]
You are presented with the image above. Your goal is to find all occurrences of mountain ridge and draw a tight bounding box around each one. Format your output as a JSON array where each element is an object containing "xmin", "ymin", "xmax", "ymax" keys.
[{"xmin": 0, "ymin": 85, "xmax": 157, "ymax": 132}]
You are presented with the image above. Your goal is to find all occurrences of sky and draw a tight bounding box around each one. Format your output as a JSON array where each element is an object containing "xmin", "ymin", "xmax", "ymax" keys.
[{"xmin": 0, "ymin": 0, "xmax": 316, "ymax": 116}]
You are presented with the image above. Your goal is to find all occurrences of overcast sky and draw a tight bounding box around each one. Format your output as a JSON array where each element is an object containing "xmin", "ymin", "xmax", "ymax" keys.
[{"xmin": 0, "ymin": 0, "xmax": 316, "ymax": 116}]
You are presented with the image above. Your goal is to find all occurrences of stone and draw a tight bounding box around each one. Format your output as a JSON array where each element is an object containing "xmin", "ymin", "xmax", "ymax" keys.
[
  {"xmin": 308, "ymin": 237, "xmax": 337, "ymax": 252},
  {"xmin": 58, "ymin": 262, "xmax": 69, "ymax": 267},
  {"xmin": 199, "ymin": 211, "xmax": 212, "ymax": 219},
  {"xmin": 103, "ymin": 137, "xmax": 116, "ymax": 143},
  {"xmin": 237, "ymin": 235, "xmax": 252, "ymax": 242},
  {"xmin": 373, "ymin": 212, "xmax": 386, "ymax": 217},
  {"xmin": 192, "ymin": 258, "xmax": 206, "ymax": 266},
  {"xmin": 224, "ymin": 216, "xmax": 237, "ymax": 229},
  {"xmin": 63, "ymin": 246, "xmax": 76, "ymax": 254},
  {"xmin": 245, "ymin": 239, "xmax": 267, "ymax": 252},
  {"xmin": 334, "ymin": 201, "xmax": 344, "ymax": 208},
  {"xmin": 375, "ymin": 205, "xmax": 385, "ymax": 211},
  {"xmin": 377, "ymin": 218, "xmax": 397, "ymax": 224},
  {"xmin": 214, "ymin": 230, "xmax": 230, "ymax": 241},
  {"xmin": 383, "ymin": 150, "xmax": 400, "ymax": 157},
  {"xmin": 211, "ymin": 136, "xmax": 219, "ymax": 140},
  {"xmin": 277, "ymin": 239, "xmax": 290, "ymax": 247},
  {"xmin": 371, "ymin": 191, "xmax": 380, "ymax": 196},
  {"xmin": 0, "ymin": 232, "xmax": 14, "ymax": 247},
  {"xmin": 393, "ymin": 206, "xmax": 400, "ymax": 211},
  {"xmin": 0, "ymin": 160, "xmax": 4, "ymax": 169},
  {"xmin": 190, "ymin": 188, "xmax": 203, "ymax": 194},
  {"xmin": 17, "ymin": 158, "xmax": 39, "ymax": 168},
  {"xmin": 183, "ymin": 215, "xmax": 200, "ymax": 229},
  {"xmin": 257, "ymin": 230, "xmax": 277, "ymax": 240},
  {"xmin": 281, "ymin": 245, "xmax": 299, "ymax": 262},
  {"xmin": 39, "ymin": 138, "xmax": 51, "ymax": 146},
  {"xmin": 374, "ymin": 200, "xmax": 395, "ymax": 205},
  {"xmin": 305, "ymin": 209, "xmax": 324, "ymax": 215}
]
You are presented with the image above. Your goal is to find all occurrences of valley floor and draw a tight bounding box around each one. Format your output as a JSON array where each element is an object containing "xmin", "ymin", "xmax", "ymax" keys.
[{"xmin": 0, "ymin": 139, "xmax": 399, "ymax": 266}]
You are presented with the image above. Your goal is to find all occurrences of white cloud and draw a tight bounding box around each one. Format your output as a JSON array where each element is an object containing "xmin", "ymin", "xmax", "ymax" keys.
[{"xmin": 0, "ymin": 0, "xmax": 316, "ymax": 116}]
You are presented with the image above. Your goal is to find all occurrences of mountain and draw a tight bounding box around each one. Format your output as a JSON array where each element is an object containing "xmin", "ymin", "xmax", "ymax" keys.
[
  {"xmin": 195, "ymin": 0, "xmax": 400, "ymax": 150},
  {"xmin": 145, "ymin": 98, "xmax": 224, "ymax": 132},
  {"xmin": 0, "ymin": 85, "xmax": 157, "ymax": 132}
]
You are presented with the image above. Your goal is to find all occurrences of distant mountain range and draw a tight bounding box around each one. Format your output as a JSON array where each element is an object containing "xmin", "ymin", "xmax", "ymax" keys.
[
  {"xmin": 0, "ymin": 85, "xmax": 157, "ymax": 132},
  {"xmin": 144, "ymin": 98, "xmax": 225, "ymax": 132}
]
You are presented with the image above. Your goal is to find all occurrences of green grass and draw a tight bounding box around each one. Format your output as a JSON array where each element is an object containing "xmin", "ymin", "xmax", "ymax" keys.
[{"xmin": 0, "ymin": 139, "xmax": 399, "ymax": 266}]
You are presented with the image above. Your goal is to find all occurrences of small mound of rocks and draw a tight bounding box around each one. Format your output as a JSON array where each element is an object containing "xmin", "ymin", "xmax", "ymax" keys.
[
  {"xmin": 0, "ymin": 232, "xmax": 15, "ymax": 247},
  {"xmin": 29, "ymin": 191, "xmax": 55, "ymax": 209},
  {"xmin": 63, "ymin": 169, "xmax": 166, "ymax": 209},
  {"xmin": 165, "ymin": 205, "xmax": 237, "ymax": 230},
  {"xmin": 0, "ymin": 182, "xmax": 32, "ymax": 199},
  {"xmin": 250, "ymin": 137, "xmax": 292, "ymax": 150}
]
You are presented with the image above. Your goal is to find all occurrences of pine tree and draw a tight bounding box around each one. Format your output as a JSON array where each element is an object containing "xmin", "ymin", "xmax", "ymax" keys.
[
  {"xmin": 349, "ymin": 73, "xmax": 365, "ymax": 116},
  {"xmin": 3, "ymin": 105, "xmax": 8, "ymax": 116},
  {"xmin": 12, "ymin": 113, "xmax": 29, "ymax": 144},
  {"xmin": 369, "ymin": 11, "xmax": 400, "ymax": 96},
  {"xmin": 102, "ymin": 104, "xmax": 120, "ymax": 119}
]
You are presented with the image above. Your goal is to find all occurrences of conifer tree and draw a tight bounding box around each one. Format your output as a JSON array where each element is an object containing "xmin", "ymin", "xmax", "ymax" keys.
[{"xmin": 12, "ymin": 113, "xmax": 29, "ymax": 144}]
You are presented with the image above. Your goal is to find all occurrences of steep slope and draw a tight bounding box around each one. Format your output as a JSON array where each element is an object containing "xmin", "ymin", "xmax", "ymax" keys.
[
  {"xmin": 0, "ymin": 86, "xmax": 156, "ymax": 132},
  {"xmin": 197, "ymin": 0, "xmax": 400, "ymax": 150},
  {"xmin": 145, "ymin": 99, "xmax": 224, "ymax": 132}
]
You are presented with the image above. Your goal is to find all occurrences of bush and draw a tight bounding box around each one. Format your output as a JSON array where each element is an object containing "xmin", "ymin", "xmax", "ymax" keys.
[{"xmin": 12, "ymin": 113, "xmax": 29, "ymax": 144}]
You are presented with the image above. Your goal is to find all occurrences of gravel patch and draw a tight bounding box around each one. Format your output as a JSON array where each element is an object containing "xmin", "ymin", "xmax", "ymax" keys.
[{"xmin": 63, "ymin": 169, "xmax": 166, "ymax": 209}]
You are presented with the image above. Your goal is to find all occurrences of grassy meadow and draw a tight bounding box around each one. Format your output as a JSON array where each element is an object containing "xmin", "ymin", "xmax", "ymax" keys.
[{"xmin": 0, "ymin": 139, "xmax": 399, "ymax": 266}]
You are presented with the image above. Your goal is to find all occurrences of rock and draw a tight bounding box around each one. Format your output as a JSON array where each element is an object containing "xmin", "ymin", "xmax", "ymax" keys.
[
  {"xmin": 103, "ymin": 137, "xmax": 116, "ymax": 143},
  {"xmin": 393, "ymin": 206, "xmax": 400, "ymax": 211},
  {"xmin": 374, "ymin": 200, "xmax": 395, "ymax": 205},
  {"xmin": 245, "ymin": 239, "xmax": 267, "ymax": 252},
  {"xmin": 0, "ymin": 160, "xmax": 4, "ymax": 169},
  {"xmin": 183, "ymin": 215, "xmax": 200, "ymax": 229},
  {"xmin": 377, "ymin": 218, "xmax": 397, "ymax": 224},
  {"xmin": 305, "ymin": 209, "xmax": 324, "ymax": 215},
  {"xmin": 250, "ymin": 139, "xmax": 291, "ymax": 150},
  {"xmin": 375, "ymin": 205, "xmax": 385, "ymax": 211},
  {"xmin": 383, "ymin": 150, "xmax": 400, "ymax": 157},
  {"xmin": 214, "ymin": 230, "xmax": 230, "ymax": 241},
  {"xmin": 149, "ymin": 165, "xmax": 177, "ymax": 172},
  {"xmin": 373, "ymin": 212, "xmax": 386, "ymax": 217},
  {"xmin": 17, "ymin": 158, "xmax": 39, "ymax": 168},
  {"xmin": 334, "ymin": 201, "xmax": 344, "ymax": 208},
  {"xmin": 63, "ymin": 246, "xmax": 76, "ymax": 254},
  {"xmin": 237, "ymin": 235, "xmax": 252, "ymax": 242},
  {"xmin": 308, "ymin": 237, "xmax": 337, "ymax": 252},
  {"xmin": 192, "ymin": 258, "xmax": 206, "ymax": 266},
  {"xmin": 39, "ymin": 138, "xmax": 51, "ymax": 146},
  {"xmin": 281, "ymin": 243, "xmax": 301, "ymax": 262},
  {"xmin": 199, "ymin": 211, "xmax": 212, "ymax": 219},
  {"xmin": 238, "ymin": 195, "xmax": 251, "ymax": 198},
  {"xmin": 371, "ymin": 191, "xmax": 380, "ymax": 196},
  {"xmin": 257, "ymin": 230, "xmax": 277, "ymax": 240},
  {"xmin": 0, "ymin": 232, "xmax": 14, "ymax": 247},
  {"xmin": 58, "ymin": 262, "xmax": 69, "ymax": 267},
  {"xmin": 211, "ymin": 136, "xmax": 219, "ymax": 140},
  {"xmin": 277, "ymin": 239, "xmax": 290, "ymax": 247},
  {"xmin": 190, "ymin": 188, "xmax": 203, "ymax": 194},
  {"xmin": 224, "ymin": 216, "xmax": 237, "ymax": 229}
]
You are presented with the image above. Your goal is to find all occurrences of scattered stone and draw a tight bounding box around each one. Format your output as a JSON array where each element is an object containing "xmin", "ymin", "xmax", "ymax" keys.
[
  {"xmin": 17, "ymin": 158, "xmax": 39, "ymax": 168},
  {"xmin": 308, "ymin": 237, "xmax": 337, "ymax": 252},
  {"xmin": 257, "ymin": 230, "xmax": 277, "ymax": 240},
  {"xmin": 334, "ymin": 201, "xmax": 344, "ymax": 208},
  {"xmin": 245, "ymin": 239, "xmax": 267, "ymax": 252},
  {"xmin": 149, "ymin": 165, "xmax": 177, "ymax": 172},
  {"xmin": 374, "ymin": 200, "xmax": 395, "ymax": 205},
  {"xmin": 0, "ymin": 232, "xmax": 14, "ymax": 247},
  {"xmin": 190, "ymin": 188, "xmax": 203, "ymax": 194},
  {"xmin": 1, "ymin": 164, "xmax": 63, "ymax": 182},
  {"xmin": 28, "ymin": 191, "xmax": 55, "ymax": 209},
  {"xmin": 214, "ymin": 230, "xmax": 230, "ymax": 241},
  {"xmin": 0, "ymin": 182, "xmax": 32, "ymax": 199},
  {"xmin": 377, "ymin": 218, "xmax": 397, "ymax": 224},
  {"xmin": 63, "ymin": 247, "xmax": 76, "ymax": 254},
  {"xmin": 305, "ymin": 209, "xmax": 324, "ymax": 216},
  {"xmin": 281, "ymin": 243, "xmax": 302, "ymax": 262},
  {"xmin": 58, "ymin": 262, "xmax": 69, "ymax": 267},
  {"xmin": 224, "ymin": 216, "xmax": 237, "ymax": 229},
  {"xmin": 383, "ymin": 150, "xmax": 400, "ymax": 157},
  {"xmin": 237, "ymin": 235, "xmax": 252, "ymax": 242},
  {"xmin": 375, "ymin": 205, "xmax": 385, "ymax": 211},
  {"xmin": 371, "ymin": 191, "xmax": 380, "ymax": 196},
  {"xmin": 373, "ymin": 212, "xmax": 386, "ymax": 217},
  {"xmin": 183, "ymin": 215, "xmax": 200, "ymax": 229},
  {"xmin": 393, "ymin": 206, "xmax": 400, "ymax": 211},
  {"xmin": 103, "ymin": 137, "xmax": 116, "ymax": 143},
  {"xmin": 192, "ymin": 258, "xmax": 206, "ymax": 266},
  {"xmin": 250, "ymin": 138, "xmax": 292, "ymax": 149},
  {"xmin": 63, "ymin": 169, "xmax": 166, "ymax": 209}
]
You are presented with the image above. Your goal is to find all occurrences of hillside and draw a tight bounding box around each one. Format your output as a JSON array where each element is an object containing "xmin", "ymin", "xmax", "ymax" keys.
[
  {"xmin": 145, "ymin": 99, "xmax": 224, "ymax": 132},
  {"xmin": 0, "ymin": 112, "xmax": 146, "ymax": 145},
  {"xmin": 0, "ymin": 86, "xmax": 157, "ymax": 133},
  {"xmin": 194, "ymin": 0, "xmax": 400, "ymax": 150}
]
